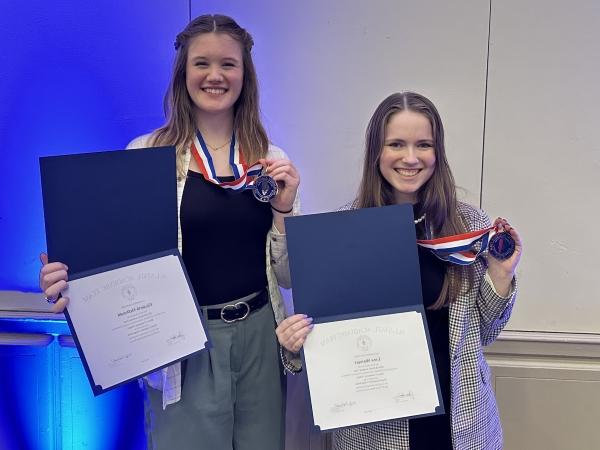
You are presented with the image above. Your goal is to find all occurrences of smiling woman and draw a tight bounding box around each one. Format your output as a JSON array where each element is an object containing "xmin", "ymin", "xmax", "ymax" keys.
[
  {"xmin": 38, "ymin": 14, "xmax": 301, "ymax": 450},
  {"xmin": 378, "ymin": 110, "xmax": 437, "ymax": 205},
  {"xmin": 185, "ymin": 33, "xmax": 244, "ymax": 122},
  {"xmin": 276, "ymin": 92, "xmax": 522, "ymax": 450}
]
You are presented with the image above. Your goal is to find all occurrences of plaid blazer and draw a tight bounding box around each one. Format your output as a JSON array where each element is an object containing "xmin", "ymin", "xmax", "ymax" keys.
[{"xmin": 334, "ymin": 201, "xmax": 517, "ymax": 450}]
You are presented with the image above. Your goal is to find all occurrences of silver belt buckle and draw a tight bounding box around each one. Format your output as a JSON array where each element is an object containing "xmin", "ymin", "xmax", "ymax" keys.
[{"xmin": 220, "ymin": 301, "xmax": 250, "ymax": 323}]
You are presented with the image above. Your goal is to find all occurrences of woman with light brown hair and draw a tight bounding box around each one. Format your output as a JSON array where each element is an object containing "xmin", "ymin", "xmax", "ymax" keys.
[
  {"xmin": 277, "ymin": 92, "xmax": 522, "ymax": 449},
  {"xmin": 40, "ymin": 14, "xmax": 300, "ymax": 450}
]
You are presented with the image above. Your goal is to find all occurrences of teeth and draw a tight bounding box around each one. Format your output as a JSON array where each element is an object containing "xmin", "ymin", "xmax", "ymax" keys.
[
  {"xmin": 203, "ymin": 88, "xmax": 226, "ymax": 94},
  {"xmin": 395, "ymin": 169, "xmax": 420, "ymax": 176}
]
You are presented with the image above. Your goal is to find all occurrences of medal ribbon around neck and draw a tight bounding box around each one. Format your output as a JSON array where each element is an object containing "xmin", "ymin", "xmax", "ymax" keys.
[
  {"xmin": 191, "ymin": 130, "xmax": 263, "ymax": 191},
  {"xmin": 417, "ymin": 226, "xmax": 501, "ymax": 265}
]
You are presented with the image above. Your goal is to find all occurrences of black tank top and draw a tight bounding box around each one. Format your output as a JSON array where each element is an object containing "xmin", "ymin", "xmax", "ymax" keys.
[
  {"xmin": 180, "ymin": 170, "xmax": 272, "ymax": 306},
  {"xmin": 409, "ymin": 209, "xmax": 452, "ymax": 449}
]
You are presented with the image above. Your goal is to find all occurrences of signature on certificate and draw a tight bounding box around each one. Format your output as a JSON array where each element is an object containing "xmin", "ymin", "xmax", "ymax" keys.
[
  {"xmin": 393, "ymin": 390, "xmax": 416, "ymax": 403},
  {"xmin": 330, "ymin": 400, "xmax": 357, "ymax": 414},
  {"xmin": 166, "ymin": 330, "xmax": 186, "ymax": 346},
  {"xmin": 109, "ymin": 352, "xmax": 132, "ymax": 367}
]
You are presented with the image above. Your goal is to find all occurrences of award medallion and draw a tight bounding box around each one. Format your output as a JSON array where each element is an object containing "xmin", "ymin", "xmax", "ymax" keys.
[
  {"xmin": 252, "ymin": 175, "xmax": 278, "ymax": 202},
  {"xmin": 190, "ymin": 131, "xmax": 264, "ymax": 192},
  {"xmin": 488, "ymin": 232, "xmax": 515, "ymax": 260}
]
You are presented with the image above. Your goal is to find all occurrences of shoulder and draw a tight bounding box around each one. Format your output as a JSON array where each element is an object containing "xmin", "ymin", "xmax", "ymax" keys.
[
  {"xmin": 456, "ymin": 201, "xmax": 492, "ymax": 230},
  {"xmin": 126, "ymin": 133, "xmax": 155, "ymax": 150},
  {"xmin": 266, "ymin": 144, "xmax": 288, "ymax": 160},
  {"xmin": 337, "ymin": 199, "xmax": 359, "ymax": 211}
]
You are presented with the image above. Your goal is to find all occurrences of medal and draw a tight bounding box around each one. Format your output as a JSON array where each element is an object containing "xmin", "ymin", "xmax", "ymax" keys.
[
  {"xmin": 417, "ymin": 227, "xmax": 515, "ymax": 265},
  {"xmin": 251, "ymin": 174, "xmax": 278, "ymax": 202},
  {"xmin": 417, "ymin": 227, "xmax": 493, "ymax": 265},
  {"xmin": 488, "ymin": 232, "xmax": 515, "ymax": 260},
  {"xmin": 190, "ymin": 130, "xmax": 280, "ymax": 203},
  {"xmin": 190, "ymin": 130, "xmax": 263, "ymax": 192}
]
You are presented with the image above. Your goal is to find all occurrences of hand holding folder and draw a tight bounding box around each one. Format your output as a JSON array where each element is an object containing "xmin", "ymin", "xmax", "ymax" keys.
[
  {"xmin": 284, "ymin": 204, "xmax": 444, "ymax": 430},
  {"xmin": 39, "ymin": 147, "xmax": 210, "ymax": 395}
]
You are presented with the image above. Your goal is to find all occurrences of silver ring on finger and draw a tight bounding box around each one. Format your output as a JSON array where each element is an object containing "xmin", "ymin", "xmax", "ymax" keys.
[{"xmin": 44, "ymin": 295, "xmax": 57, "ymax": 304}]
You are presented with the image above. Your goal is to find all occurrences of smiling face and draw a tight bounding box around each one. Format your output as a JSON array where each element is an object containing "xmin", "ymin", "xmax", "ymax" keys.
[
  {"xmin": 185, "ymin": 32, "xmax": 244, "ymax": 121},
  {"xmin": 378, "ymin": 110, "xmax": 436, "ymax": 204}
]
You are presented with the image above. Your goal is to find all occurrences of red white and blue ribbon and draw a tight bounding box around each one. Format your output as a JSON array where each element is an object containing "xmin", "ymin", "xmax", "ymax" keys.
[
  {"xmin": 190, "ymin": 130, "xmax": 263, "ymax": 190},
  {"xmin": 417, "ymin": 227, "xmax": 498, "ymax": 265}
]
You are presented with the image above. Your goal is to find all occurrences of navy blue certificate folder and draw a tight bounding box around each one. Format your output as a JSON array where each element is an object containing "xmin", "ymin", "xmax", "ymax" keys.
[
  {"xmin": 40, "ymin": 147, "xmax": 178, "ymax": 277},
  {"xmin": 285, "ymin": 204, "xmax": 444, "ymax": 430},
  {"xmin": 285, "ymin": 204, "xmax": 423, "ymax": 317},
  {"xmin": 39, "ymin": 147, "xmax": 210, "ymax": 396}
]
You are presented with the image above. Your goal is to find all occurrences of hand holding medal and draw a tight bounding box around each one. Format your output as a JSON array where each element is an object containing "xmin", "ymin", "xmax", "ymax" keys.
[
  {"xmin": 416, "ymin": 216, "xmax": 522, "ymax": 269},
  {"xmin": 486, "ymin": 217, "xmax": 522, "ymax": 282},
  {"xmin": 258, "ymin": 158, "xmax": 300, "ymax": 214},
  {"xmin": 256, "ymin": 158, "xmax": 300, "ymax": 235},
  {"xmin": 251, "ymin": 171, "xmax": 279, "ymax": 203},
  {"xmin": 190, "ymin": 129, "xmax": 299, "ymax": 231},
  {"xmin": 489, "ymin": 219, "xmax": 516, "ymax": 261},
  {"xmin": 416, "ymin": 215, "xmax": 522, "ymax": 297},
  {"xmin": 191, "ymin": 131, "xmax": 299, "ymax": 209}
]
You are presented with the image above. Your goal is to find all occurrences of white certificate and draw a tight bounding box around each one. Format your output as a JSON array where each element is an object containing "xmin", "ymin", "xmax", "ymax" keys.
[
  {"xmin": 63, "ymin": 253, "xmax": 208, "ymax": 393},
  {"xmin": 303, "ymin": 311, "xmax": 440, "ymax": 430}
]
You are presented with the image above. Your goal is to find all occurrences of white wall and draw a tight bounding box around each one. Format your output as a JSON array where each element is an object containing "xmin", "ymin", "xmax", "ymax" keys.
[
  {"xmin": 192, "ymin": 0, "xmax": 600, "ymax": 334},
  {"xmin": 484, "ymin": 0, "xmax": 600, "ymax": 333},
  {"xmin": 192, "ymin": 0, "xmax": 600, "ymax": 333},
  {"xmin": 194, "ymin": 0, "xmax": 490, "ymax": 212}
]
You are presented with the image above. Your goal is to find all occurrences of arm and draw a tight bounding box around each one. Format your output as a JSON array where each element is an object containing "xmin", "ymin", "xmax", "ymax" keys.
[
  {"xmin": 468, "ymin": 207, "xmax": 522, "ymax": 346},
  {"xmin": 125, "ymin": 134, "xmax": 153, "ymax": 150},
  {"xmin": 39, "ymin": 253, "xmax": 69, "ymax": 313},
  {"xmin": 276, "ymin": 314, "xmax": 314, "ymax": 353},
  {"xmin": 261, "ymin": 148, "xmax": 301, "ymax": 289},
  {"xmin": 478, "ymin": 271, "xmax": 517, "ymax": 346},
  {"xmin": 267, "ymin": 191, "xmax": 301, "ymax": 289}
]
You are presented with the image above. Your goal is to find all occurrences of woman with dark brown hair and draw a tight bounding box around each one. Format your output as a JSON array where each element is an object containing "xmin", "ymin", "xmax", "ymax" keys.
[
  {"xmin": 277, "ymin": 92, "xmax": 522, "ymax": 449},
  {"xmin": 40, "ymin": 14, "xmax": 300, "ymax": 450}
]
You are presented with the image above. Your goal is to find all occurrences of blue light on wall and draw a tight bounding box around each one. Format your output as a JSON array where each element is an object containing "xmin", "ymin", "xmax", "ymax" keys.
[
  {"xmin": 0, "ymin": 1, "xmax": 189, "ymax": 448},
  {"xmin": 0, "ymin": 317, "xmax": 147, "ymax": 450},
  {"xmin": 0, "ymin": 0, "xmax": 188, "ymax": 291}
]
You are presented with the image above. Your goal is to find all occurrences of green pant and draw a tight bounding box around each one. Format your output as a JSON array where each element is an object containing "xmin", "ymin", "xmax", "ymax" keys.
[{"xmin": 143, "ymin": 297, "xmax": 286, "ymax": 450}]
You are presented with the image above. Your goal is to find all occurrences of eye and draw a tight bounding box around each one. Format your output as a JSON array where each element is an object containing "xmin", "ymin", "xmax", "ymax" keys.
[
  {"xmin": 194, "ymin": 61, "xmax": 208, "ymax": 68},
  {"xmin": 417, "ymin": 142, "xmax": 433, "ymax": 149},
  {"xmin": 221, "ymin": 58, "xmax": 240, "ymax": 69},
  {"xmin": 386, "ymin": 141, "xmax": 405, "ymax": 149}
]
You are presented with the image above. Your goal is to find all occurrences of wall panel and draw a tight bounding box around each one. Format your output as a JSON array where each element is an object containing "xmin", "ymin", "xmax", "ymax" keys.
[
  {"xmin": 484, "ymin": 0, "xmax": 600, "ymax": 332},
  {"xmin": 192, "ymin": 0, "xmax": 491, "ymax": 213},
  {"xmin": 486, "ymin": 332, "xmax": 600, "ymax": 450},
  {"xmin": 0, "ymin": 0, "xmax": 189, "ymax": 291}
]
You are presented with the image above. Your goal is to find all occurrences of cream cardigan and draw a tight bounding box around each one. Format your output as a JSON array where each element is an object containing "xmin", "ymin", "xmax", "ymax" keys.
[{"xmin": 127, "ymin": 134, "xmax": 301, "ymax": 409}]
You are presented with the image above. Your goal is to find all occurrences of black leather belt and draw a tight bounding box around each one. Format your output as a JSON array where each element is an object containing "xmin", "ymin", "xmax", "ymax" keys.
[{"xmin": 205, "ymin": 290, "xmax": 268, "ymax": 323}]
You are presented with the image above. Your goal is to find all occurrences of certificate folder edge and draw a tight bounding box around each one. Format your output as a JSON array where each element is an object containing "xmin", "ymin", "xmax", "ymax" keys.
[
  {"xmin": 285, "ymin": 204, "xmax": 424, "ymax": 318},
  {"xmin": 301, "ymin": 305, "xmax": 445, "ymax": 432},
  {"xmin": 39, "ymin": 146, "xmax": 178, "ymax": 273},
  {"xmin": 63, "ymin": 249, "xmax": 212, "ymax": 396}
]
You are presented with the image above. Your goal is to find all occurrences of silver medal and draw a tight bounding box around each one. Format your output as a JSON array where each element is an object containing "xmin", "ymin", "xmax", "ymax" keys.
[{"xmin": 252, "ymin": 175, "xmax": 278, "ymax": 202}]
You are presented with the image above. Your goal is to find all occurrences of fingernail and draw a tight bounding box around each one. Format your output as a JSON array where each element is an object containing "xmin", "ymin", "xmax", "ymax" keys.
[
  {"xmin": 308, "ymin": 324, "xmax": 314, "ymax": 330},
  {"xmin": 306, "ymin": 317, "xmax": 313, "ymax": 323}
]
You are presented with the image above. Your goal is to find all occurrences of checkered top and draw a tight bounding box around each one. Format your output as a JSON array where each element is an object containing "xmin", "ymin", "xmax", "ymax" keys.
[{"xmin": 333, "ymin": 201, "xmax": 517, "ymax": 450}]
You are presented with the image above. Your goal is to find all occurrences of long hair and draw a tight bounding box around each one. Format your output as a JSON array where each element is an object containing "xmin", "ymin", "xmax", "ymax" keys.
[
  {"xmin": 151, "ymin": 14, "xmax": 269, "ymax": 177},
  {"xmin": 357, "ymin": 92, "xmax": 472, "ymax": 308}
]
